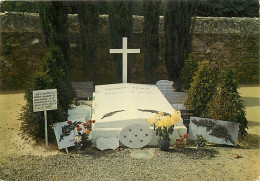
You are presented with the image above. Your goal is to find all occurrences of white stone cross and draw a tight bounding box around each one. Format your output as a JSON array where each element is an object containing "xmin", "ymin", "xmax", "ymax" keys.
[{"xmin": 109, "ymin": 37, "xmax": 140, "ymax": 83}]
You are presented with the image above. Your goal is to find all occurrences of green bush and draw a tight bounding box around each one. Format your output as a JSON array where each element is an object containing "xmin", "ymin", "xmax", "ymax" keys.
[
  {"xmin": 184, "ymin": 60, "xmax": 217, "ymax": 117},
  {"xmin": 20, "ymin": 47, "xmax": 75, "ymax": 142},
  {"xmin": 207, "ymin": 68, "xmax": 248, "ymax": 136},
  {"xmin": 180, "ymin": 53, "xmax": 199, "ymax": 91}
]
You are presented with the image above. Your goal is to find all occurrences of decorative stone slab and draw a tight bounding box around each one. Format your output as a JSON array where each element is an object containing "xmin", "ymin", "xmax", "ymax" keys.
[
  {"xmin": 72, "ymin": 81, "xmax": 94, "ymax": 99},
  {"xmin": 119, "ymin": 123, "xmax": 153, "ymax": 148},
  {"xmin": 189, "ymin": 116, "xmax": 240, "ymax": 146},
  {"xmin": 156, "ymin": 80, "xmax": 173, "ymax": 95},
  {"xmin": 96, "ymin": 137, "xmax": 119, "ymax": 151}
]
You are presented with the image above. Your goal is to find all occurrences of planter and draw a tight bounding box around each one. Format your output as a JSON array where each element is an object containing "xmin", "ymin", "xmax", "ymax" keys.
[
  {"xmin": 158, "ymin": 138, "xmax": 170, "ymax": 151},
  {"xmin": 175, "ymin": 139, "xmax": 185, "ymax": 149}
]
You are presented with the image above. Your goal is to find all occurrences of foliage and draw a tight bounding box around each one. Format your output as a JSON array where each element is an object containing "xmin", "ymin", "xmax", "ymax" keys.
[
  {"xmin": 143, "ymin": 0, "xmax": 160, "ymax": 84},
  {"xmin": 76, "ymin": 1, "xmax": 99, "ymax": 82},
  {"xmin": 164, "ymin": 0, "xmax": 196, "ymax": 91},
  {"xmin": 195, "ymin": 0, "xmax": 259, "ymax": 17},
  {"xmin": 185, "ymin": 61, "xmax": 217, "ymax": 117},
  {"xmin": 20, "ymin": 47, "xmax": 75, "ymax": 142},
  {"xmin": 148, "ymin": 111, "xmax": 182, "ymax": 142},
  {"xmin": 194, "ymin": 134, "xmax": 207, "ymax": 147},
  {"xmin": 180, "ymin": 53, "xmax": 199, "ymax": 91},
  {"xmin": 38, "ymin": 1, "xmax": 70, "ymax": 72},
  {"xmin": 207, "ymin": 68, "xmax": 248, "ymax": 136},
  {"xmin": 108, "ymin": 1, "xmax": 133, "ymax": 82}
]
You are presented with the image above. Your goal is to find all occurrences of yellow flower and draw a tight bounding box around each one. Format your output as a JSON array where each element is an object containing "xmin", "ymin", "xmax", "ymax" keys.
[
  {"xmin": 159, "ymin": 112, "xmax": 164, "ymax": 116},
  {"xmin": 156, "ymin": 120, "xmax": 163, "ymax": 127},
  {"xmin": 148, "ymin": 118, "xmax": 156, "ymax": 125}
]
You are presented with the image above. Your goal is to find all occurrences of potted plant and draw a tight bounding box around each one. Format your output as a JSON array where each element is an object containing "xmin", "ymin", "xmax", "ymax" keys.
[
  {"xmin": 74, "ymin": 120, "xmax": 95, "ymax": 153},
  {"xmin": 148, "ymin": 111, "xmax": 182, "ymax": 151},
  {"xmin": 194, "ymin": 134, "xmax": 207, "ymax": 148},
  {"xmin": 175, "ymin": 129, "xmax": 189, "ymax": 149}
]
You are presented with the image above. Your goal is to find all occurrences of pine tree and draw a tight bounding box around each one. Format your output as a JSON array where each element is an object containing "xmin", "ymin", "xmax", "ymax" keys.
[
  {"xmin": 108, "ymin": 2, "xmax": 133, "ymax": 82},
  {"xmin": 77, "ymin": 1, "xmax": 99, "ymax": 81},
  {"xmin": 143, "ymin": 0, "xmax": 160, "ymax": 84},
  {"xmin": 184, "ymin": 61, "xmax": 217, "ymax": 117},
  {"xmin": 164, "ymin": 0, "xmax": 196, "ymax": 90},
  {"xmin": 207, "ymin": 68, "xmax": 248, "ymax": 136}
]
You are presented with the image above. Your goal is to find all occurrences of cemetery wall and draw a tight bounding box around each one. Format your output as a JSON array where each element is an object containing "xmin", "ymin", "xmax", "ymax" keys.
[{"xmin": 0, "ymin": 12, "xmax": 259, "ymax": 88}]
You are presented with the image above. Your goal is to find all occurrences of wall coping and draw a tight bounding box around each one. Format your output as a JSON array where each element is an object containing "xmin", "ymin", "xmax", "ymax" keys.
[{"xmin": 0, "ymin": 12, "xmax": 259, "ymax": 34}]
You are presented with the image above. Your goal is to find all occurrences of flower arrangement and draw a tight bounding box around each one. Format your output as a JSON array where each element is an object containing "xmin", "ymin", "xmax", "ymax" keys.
[
  {"xmin": 148, "ymin": 111, "xmax": 182, "ymax": 143},
  {"xmin": 71, "ymin": 119, "xmax": 95, "ymax": 151}
]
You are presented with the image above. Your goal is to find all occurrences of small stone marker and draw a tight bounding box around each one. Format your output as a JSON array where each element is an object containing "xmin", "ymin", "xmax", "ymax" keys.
[
  {"xmin": 71, "ymin": 82, "xmax": 94, "ymax": 99},
  {"xmin": 180, "ymin": 110, "xmax": 194, "ymax": 124},
  {"xmin": 33, "ymin": 89, "xmax": 57, "ymax": 146},
  {"xmin": 53, "ymin": 118, "xmax": 85, "ymax": 149},
  {"xmin": 189, "ymin": 116, "xmax": 240, "ymax": 146},
  {"xmin": 119, "ymin": 123, "xmax": 153, "ymax": 148},
  {"xmin": 96, "ymin": 137, "xmax": 119, "ymax": 151},
  {"xmin": 156, "ymin": 80, "xmax": 173, "ymax": 95},
  {"xmin": 109, "ymin": 37, "xmax": 140, "ymax": 83}
]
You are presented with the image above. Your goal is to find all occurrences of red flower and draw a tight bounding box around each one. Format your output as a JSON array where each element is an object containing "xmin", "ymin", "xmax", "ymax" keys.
[
  {"xmin": 76, "ymin": 124, "xmax": 79, "ymax": 128},
  {"xmin": 92, "ymin": 120, "xmax": 96, "ymax": 123},
  {"xmin": 88, "ymin": 120, "xmax": 92, "ymax": 123},
  {"xmin": 67, "ymin": 121, "xmax": 72, "ymax": 124},
  {"xmin": 184, "ymin": 134, "xmax": 189, "ymax": 139},
  {"xmin": 83, "ymin": 123, "xmax": 88, "ymax": 127},
  {"xmin": 77, "ymin": 127, "xmax": 82, "ymax": 131},
  {"xmin": 88, "ymin": 128, "xmax": 92, "ymax": 131}
]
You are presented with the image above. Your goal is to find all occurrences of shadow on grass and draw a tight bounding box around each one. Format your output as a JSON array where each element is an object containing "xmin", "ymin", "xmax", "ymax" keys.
[
  {"xmin": 241, "ymin": 97, "xmax": 260, "ymax": 107},
  {"xmin": 168, "ymin": 147, "xmax": 219, "ymax": 159},
  {"xmin": 237, "ymin": 133, "xmax": 260, "ymax": 149}
]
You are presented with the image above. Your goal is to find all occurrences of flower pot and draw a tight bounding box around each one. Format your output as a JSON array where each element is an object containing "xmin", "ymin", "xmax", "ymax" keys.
[
  {"xmin": 158, "ymin": 138, "xmax": 170, "ymax": 151},
  {"xmin": 175, "ymin": 139, "xmax": 185, "ymax": 149}
]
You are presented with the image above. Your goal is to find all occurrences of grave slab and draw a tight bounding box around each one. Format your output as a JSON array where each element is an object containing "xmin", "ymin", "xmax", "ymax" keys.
[
  {"xmin": 156, "ymin": 80, "xmax": 173, "ymax": 95},
  {"xmin": 68, "ymin": 105, "xmax": 91, "ymax": 122},
  {"xmin": 119, "ymin": 123, "xmax": 153, "ymax": 148},
  {"xmin": 189, "ymin": 116, "xmax": 240, "ymax": 146},
  {"xmin": 91, "ymin": 83, "xmax": 187, "ymax": 147},
  {"xmin": 96, "ymin": 137, "xmax": 119, "ymax": 151}
]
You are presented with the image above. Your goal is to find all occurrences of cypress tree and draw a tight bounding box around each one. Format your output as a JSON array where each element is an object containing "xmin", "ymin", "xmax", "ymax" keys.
[
  {"xmin": 77, "ymin": 1, "xmax": 99, "ymax": 81},
  {"xmin": 207, "ymin": 68, "xmax": 248, "ymax": 136},
  {"xmin": 38, "ymin": 1, "xmax": 70, "ymax": 74},
  {"xmin": 184, "ymin": 61, "xmax": 217, "ymax": 117},
  {"xmin": 108, "ymin": 2, "xmax": 133, "ymax": 82},
  {"xmin": 164, "ymin": 0, "xmax": 196, "ymax": 90},
  {"xmin": 143, "ymin": 0, "xmax": 160, "ymax": 84}
]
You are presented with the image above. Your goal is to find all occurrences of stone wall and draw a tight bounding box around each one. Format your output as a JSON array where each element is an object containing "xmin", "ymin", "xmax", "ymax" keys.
[{"xmin": 0, "ymin": 12, "xmax": 259, "ymax": 88}]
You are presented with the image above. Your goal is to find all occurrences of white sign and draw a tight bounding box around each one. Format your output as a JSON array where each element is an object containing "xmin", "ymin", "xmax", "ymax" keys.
[
  {"xmin": 109, "ymin": 37, "xmax": 140, "ymax": 83},
  {"xmin": 33, "ymin": 89, "xmax": 57, "ymax": 112}
]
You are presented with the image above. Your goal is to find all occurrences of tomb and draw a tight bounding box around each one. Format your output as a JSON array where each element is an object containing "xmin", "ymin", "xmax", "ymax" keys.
[{"xmin": 91, "ymin": 83, "xmax": 187, "ymax": 146}]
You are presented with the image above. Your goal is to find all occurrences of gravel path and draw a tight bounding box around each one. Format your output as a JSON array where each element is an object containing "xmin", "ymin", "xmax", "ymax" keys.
[{"xmin": 0, "ymin": 147, "xmax": 259, "ymax": 181}]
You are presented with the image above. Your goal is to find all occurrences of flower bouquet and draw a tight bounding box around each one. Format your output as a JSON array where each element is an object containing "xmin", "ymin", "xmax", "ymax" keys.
[
  {"xmin": 148, "ymin": 111, "xmax": 181, "ymax": 151},
  {"xmin": 73, "ymin": 120, "xmax": 95, "ymax": 153}
]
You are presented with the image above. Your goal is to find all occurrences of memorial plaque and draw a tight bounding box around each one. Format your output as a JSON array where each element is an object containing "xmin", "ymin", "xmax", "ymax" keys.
[
  {"xmin": 163, "ymin": 91, "xmax": 187, "ymax": 105},
  {"xmin": 189, "ymin": 116, "xmax": 240, "ymax": 146},
  {"xmin": 72, "ymin": 82, "xmax": 94, "ymax": 99},
  {"xmin": 33, "ymin": 89, "xmax": 57, "ymax": 112},
  {"xmin": 180, "ymin": 110, "xmax": 194, "ymax": 124}
]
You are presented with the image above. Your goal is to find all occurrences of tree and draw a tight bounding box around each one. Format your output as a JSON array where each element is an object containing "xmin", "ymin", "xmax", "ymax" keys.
[
  {"xmin": 164, "ymin": 0, "xmax": 196, "ymax": 90},
  {"xmin": 77, "ymin": 1, "xmax": 99, "ymax": 81},
  {"xmin": 184, "ymin": 61, "xmax": 217, "ymax": 117},
  {"xmin": 38, "ymin": 1, "xmax": 70, "ymax": 74},
  {"xmin": 143, "ymin": 0, "xmax": 161, "ymax": 84},
  {"xmin": 207, "ymin": 68, "xmax": 248, "ymax": 136},
  {"xmin": 180, "ymin": 53, "xmax": 199, "ymax": 91},
  {"xmin": 108, "ymin": 2, "xmax": 133, "ymax": 82}
]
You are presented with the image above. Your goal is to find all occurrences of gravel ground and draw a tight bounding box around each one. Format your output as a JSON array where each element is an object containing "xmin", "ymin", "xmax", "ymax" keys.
[{"xmin": 0, "ymin": 146, "xmax": 259, "ymax": 181}]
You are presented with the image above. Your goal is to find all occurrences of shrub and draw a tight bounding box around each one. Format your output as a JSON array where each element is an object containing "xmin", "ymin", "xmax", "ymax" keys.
[
  {"xmin": 184, "ymin": 60, "xmax": 217, "ymax": 117},
  {"xmin": 20, "ymin": 47, "xmax": 75, "ymax": 142},
  {"xmin": 180, "ymin": 53, "xmax": 199, "ymax": 91},
  {"xmin": 207, "ymin": 68, "xmax": 248, "ymax": 136}
]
